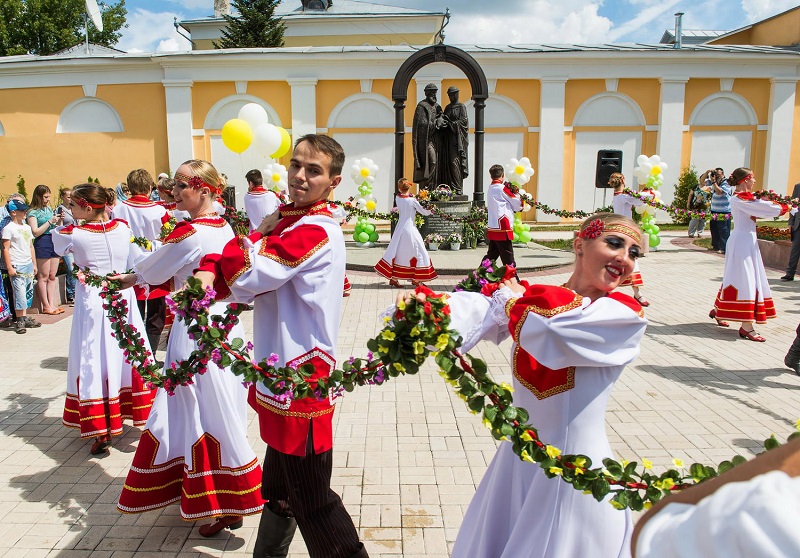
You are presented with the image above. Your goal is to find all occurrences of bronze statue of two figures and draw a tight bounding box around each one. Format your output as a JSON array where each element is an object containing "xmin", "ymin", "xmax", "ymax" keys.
[{"xmin": 412, "ymin": 84, "xmax": 469, "ymax": 197}]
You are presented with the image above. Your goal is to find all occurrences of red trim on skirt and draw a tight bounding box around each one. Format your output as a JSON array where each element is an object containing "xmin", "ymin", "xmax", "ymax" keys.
[
  {"xmin": 62, "ymin": 376, "xmax": 155, "ymax": 438},
  {"xmin": 714, "ymin": 285, "xmax": 776, "ymax": 324},
  {"xmin": 374, "ymin": 258, "xmax": 437, "ymax": 281},
  {"xmin": 620, "ymin": 271, "xmax": 643, "ymax": 287}
]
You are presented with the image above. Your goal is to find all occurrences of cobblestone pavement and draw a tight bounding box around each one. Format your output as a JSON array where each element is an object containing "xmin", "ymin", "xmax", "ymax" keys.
[{"xmin": 1, "ymin": 231, "xmax": 799, "ymax": 557}]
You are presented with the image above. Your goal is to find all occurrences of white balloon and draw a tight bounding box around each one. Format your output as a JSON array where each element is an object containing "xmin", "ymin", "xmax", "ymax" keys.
[
  {"xmin": 649, "ymin": 155, "xmax": 661, "ymax": 165},
  {"xmin": 238, "ymin": 103, "xmax": 269, "ymax": 129},
  {"xmin": 659, "ymin": 162, "xmax": 668, "ymax": 172},
  {"xmin": 637, "ymin": 154, "xmax": 648, "ymax": 166},
  {"xmin": 251, "ymin": 123, "xmax": 282, "ymax": 156}
]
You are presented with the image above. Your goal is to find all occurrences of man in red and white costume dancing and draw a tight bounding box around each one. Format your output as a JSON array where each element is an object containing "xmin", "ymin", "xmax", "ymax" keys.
[
  {"xmin": 195, "ymin": 135, "xmax": 368, "ymax": 558},
  {"xmin": 483, "ymin": 163, "xmax": 522, "ymax": 270},
  {"xmin": 243, "ymin": 168, "xmax": 281, "ymax": 231},
  {"xmin": 111, "ymin": 168, "xmax": 171, "ymax": 352}
]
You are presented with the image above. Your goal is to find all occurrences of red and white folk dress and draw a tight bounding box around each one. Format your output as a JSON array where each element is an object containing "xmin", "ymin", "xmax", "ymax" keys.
[
  {"xmin": 713, "ymin": 192, "xmax": 787, "ymax": 323},
  {"xmin": 445, "ymin": 284, "xmax": 647, "ymax": 558},
  {"xmin": 117, "ymin": 215, "xmax": 263, "ymax": 520},
  {"xmin": 52, "ymin": 220, "xmax": 156, "ymax": 439},
  {"xmin": 374, "ymin": 193, "xmax": 437, "ymax": 283}
]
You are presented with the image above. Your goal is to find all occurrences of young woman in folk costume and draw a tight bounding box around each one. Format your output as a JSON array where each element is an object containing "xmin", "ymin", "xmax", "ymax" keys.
[
  {"xmin": 51, "ymin": 183, "xmax": 156, "ymax": 456},
  {"xmin": 374, "ymin": 178, "xmax": 437, "ymax": 287},
  {"xmin": 112, "ymin": 160, "xmax": 263, "ymax": 536},
  {"xmin": 396, "ymin": 213, "xmax": 647, "ymax": 558},
  {"xmin": 610, "ymin": 172, "xmax": 650, "ymax": 307},
  {"xmin": 709, "ymin": 167, "xmax": 789, "ymax": 342}
]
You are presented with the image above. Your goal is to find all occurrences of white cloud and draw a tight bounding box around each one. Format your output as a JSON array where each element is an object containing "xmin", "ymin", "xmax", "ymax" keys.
[
  {"xmin": 157, "ymin": 38, "xmax": 185, "ymax": 52},
  {"xmin": 118, "ymin": 8, "xmax": 188, "ymax": 53},
  {"xmin": 739, "ymin": 0, "xmax": 797, "ymax": 22},
  {"xmin": 445, "ymin": 0, "xmax": 613, "ymax": 44},
  {"xmin": 608, "ymin": 0, "xmax": 683, "ymax": 42}
]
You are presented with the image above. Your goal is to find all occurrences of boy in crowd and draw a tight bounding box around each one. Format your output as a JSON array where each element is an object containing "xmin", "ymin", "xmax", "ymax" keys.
[{"xmin": 1, "ymin": 199, "xmax": 38, "ymax": 334}]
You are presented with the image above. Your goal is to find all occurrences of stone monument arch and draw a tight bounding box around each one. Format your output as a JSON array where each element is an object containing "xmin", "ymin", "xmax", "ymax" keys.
[{"xmin": 391, "ymin": 44, "xmax": 489, "ymax": 205}]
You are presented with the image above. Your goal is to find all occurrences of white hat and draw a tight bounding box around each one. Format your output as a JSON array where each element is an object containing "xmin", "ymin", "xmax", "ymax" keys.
[{"xmin": 157, "ymin": 172, "xmax": 169, "ymax": 180}]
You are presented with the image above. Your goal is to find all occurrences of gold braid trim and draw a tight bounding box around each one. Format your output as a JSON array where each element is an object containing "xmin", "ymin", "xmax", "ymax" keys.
[
  {"xmin": 604, "ymin": 223, "xmax": 642, "ymax": 245},
  {"xmin": 259, "ymin": 237, "xmax": 328, "ymax": 268}
]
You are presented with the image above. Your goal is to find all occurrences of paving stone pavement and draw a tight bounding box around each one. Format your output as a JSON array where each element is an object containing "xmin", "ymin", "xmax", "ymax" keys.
[{"xmin": 1, "ymin": 231, "xmax": 800, "ymax": 557}]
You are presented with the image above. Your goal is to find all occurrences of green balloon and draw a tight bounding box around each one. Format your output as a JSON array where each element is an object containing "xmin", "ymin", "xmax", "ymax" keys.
[
  {"xmin": 352, "ymin": 232, "xmax": 361, "ymax": 241},
  {"xmin": 520, "ymin": 232, "xmax": 532, "ymax": 243},
  {"xmin": 369, "ymin": 232, "xmax": 379, "ymax": 242},
  {"xmin": 365, "ymin": 224, "xmax": 375, "ymax": 233},
  {"xmin": 650, "ymin": 225, "xmax": 660, "ymax": 233},
  {"xmin": 357, "ymin": 231, "xmax": 370, "ymax": 243},
  {"xmin": 523, "ymin": 224, "xmax": 531, "ymax": 231},
  {"xmin": 649, "ymin": 234, "xmax": 661, "ymax": 247}
]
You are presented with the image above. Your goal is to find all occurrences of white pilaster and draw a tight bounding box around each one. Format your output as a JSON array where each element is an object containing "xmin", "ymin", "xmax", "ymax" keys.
[
  {"xmin": 537, "ymin": 78, "xmax": 567, "ymax": 222},
  {"xmin": 764, "ymin": 77, "xmax": 798, "ymax": 193},
  {"xmin": 657, "ymin": 77, "xmax": 688, "ymax": 205},
  {"xmin": 288, "ymin": 78, "xmax": 318, "ymax": 144},
  {"xmin": 162, "ymin": 79, "xmax": 194, "ymax": 173}
]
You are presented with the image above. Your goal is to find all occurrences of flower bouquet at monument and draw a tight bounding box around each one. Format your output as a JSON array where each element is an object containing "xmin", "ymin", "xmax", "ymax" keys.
[
  {"xmin": 453, "ymin": 258, "xmax": 520, "ymax": 294},
  {"xmin": 430, "ymin": 184, "xmax": 454, "ymax": 202}
]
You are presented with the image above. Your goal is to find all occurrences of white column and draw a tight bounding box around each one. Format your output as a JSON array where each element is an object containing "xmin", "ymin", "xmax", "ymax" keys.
[
  {"xmin": 656, "ymin": 77, "xmax": 688, "ymax": 205},
  {"xmin": 162, "ymin": 79, "xmax": 194, "ymax": 173},
  {"xmin": 288, "ymin": 78, "xmax": 318, "ymax": 143},
  {"xmin": 764, "ymin": 77, "xmax": 798, "ymax": 193},
  {"xmin": 537, "ymin": 78, "xmax": 567, "ymax": 222}
]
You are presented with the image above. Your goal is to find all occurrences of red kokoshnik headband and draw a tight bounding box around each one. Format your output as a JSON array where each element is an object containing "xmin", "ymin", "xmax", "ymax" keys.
[
  {"xmin": 73, "ymin": 196, "xmax": 106, "ymax": 209},
  {"xmin": 174, "ymin": 172, "xmax": 222, "ymax": 195},
  {"xmin": 579, "ymin": 218, "xmax": 642, "ymax": 245}
]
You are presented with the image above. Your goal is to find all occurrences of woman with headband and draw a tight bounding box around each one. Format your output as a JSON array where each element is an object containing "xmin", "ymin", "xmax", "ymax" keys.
[
  {"xmin": 51, "ymin": 183, "xmax": 155, "ymax": 456},
  {"xmin": 710, "ymin": 167, "xmax": 788, "ymax": 342},
  {"xmin": 112, "ymin": 160, "xmax": 263, "ymax": 536},
  {"xmin": 393, "ymin": 212, "xmax": 647, "ymax": 557}
]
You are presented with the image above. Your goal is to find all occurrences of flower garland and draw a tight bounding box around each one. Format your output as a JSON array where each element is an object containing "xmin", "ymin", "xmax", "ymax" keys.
[
  {"xmin": 130, "ymin": 236, "xmax": 153, "ymax": 251},
  {"xmin": 625, "ymin": 188, "xmax": 795, "ymax": 222},
  {"xmin": 159, "ymin": 217, "xmax": 177, "ymax": 240},
  {"xmin": 86, "ymin": 266, "xmax": 800, "ymax": 511}
]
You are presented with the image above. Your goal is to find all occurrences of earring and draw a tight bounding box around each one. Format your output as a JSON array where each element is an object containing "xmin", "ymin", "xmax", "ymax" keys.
[{"xmin": 577, "ymin": 251, "xmax": 583, "ymax": 256}]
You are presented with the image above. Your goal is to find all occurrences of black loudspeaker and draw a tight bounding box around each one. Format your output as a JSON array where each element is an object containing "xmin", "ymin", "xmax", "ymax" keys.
[{"xmin": 595, "ymin": 150, "xmax": 623, "ymax": 188}]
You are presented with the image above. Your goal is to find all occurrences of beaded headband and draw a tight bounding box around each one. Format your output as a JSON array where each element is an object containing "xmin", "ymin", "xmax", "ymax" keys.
[
  {"xmin": 73, "ymin": 195, "xmax": 106, "ymax": 209},
  {"xmin": 579, "ymin": 219, "xmax": 641, "ymax": 245},
  {"xmin": 174, "ymin": 172, "xmax": 221, "ymax": 195}
]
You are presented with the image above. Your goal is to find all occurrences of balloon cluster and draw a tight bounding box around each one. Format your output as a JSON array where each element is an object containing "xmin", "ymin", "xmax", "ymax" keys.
[
  {"xmin": 221, "ymin": 103, "xmax": 292, "ymax": 158},
  {"xmin": 632, "ymin": 153, "xmax": 668, "ymax": 249},
  {"xmin": 263, "ymin": 162, "xmax": 288, "ymax": 199},
  {"xmin": 505, "ymin": 157, "xmax": 535, "ymax": 244},
  {"xmin": 633, "ymin": 154, "xmax": 668, "ymax": 190},
  {"xmin": 350, "ymin": 158, "xmax": 380, "ymax": 245}
]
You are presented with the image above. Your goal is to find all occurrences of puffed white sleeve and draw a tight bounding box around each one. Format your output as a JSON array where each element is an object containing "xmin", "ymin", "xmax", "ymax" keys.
[
  {"xmin": 133, "ymin": 224, "xmax": 202, "ymax": 286},
  {"xmin": 51, "ymin": 226, "xmax": 74, "ymax": 256},
  {"xmin": 512, "ymin": 290, "xmax": 646, "ymax": 370},
  {"xmin": 446, "ymin": 290, "xmax": 515, "ymax": 352},
  {"xmin": 412, "ymin": 198, "xmax": 432, "ymax": 216},
  {"xmin": 636, "ymin": 471, "xmax": 800, "ymax": 558},
  {"xmin": 731, "ymin": 195, "xmax": 784, "ymax": 219}
]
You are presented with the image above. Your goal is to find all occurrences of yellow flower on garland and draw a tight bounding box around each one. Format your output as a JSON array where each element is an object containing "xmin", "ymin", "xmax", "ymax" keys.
[
  {"xmin": 378, "ymin": 346, "xmax": 388, "ymax": 354},
  {"xmin": 397, "ymin": 300, "xmax": 406, "ymax": 311},
  {"xmin": 410, "ymin": 326, "xmax": 420, "ymax": 337},
  {"xmin": 654, "ymin": 478, "xmax": 675, "ymax": 491},
  {"xmin": 413, "ymin": 340, "xmax": 426, "ymax": 355},
  {"xmin": 573, "ymin": 456, "xmax": 587, "ymax": 468},
  {"xmin": 435, "ymin": 334, "xmax": 449, "ymax": 351},
  {"xmin": 642, "ymin": 458, "xmax": 653, "ymax": 470},
  {"xmin": 643, "ymin": 501, "xmax": 653, "ymax": 510},
  {"xmin": 520, "ymin": 431, "xmax": 534, "ymax": 442},
  {"xmin": 672, "ymin": 458, "xmax": 684, "ymax": 469},
  {"xmin": 549, "ymin": 467, "xmax": 563, "ymax": 476},
  {"xmin": 545, "ymin": 445, "xmax": 561, "ymax": 459},
  {"xmin": 381, "ymin": 330, "xmax": 396, "ymax": 341},
  {"xmin": 499, "ymin": 382, "xmax": 514, "ymax": 393},
  {"xmin": 393, "ymin": 362, "xmax": 405, "ymax": 373},
  {"xmin": 795, "ymin": 418, "xmax": 800, "ymax": 431},
  {"xmin": 610, "ymin": 500, "xmax": 626, "ymax": 510},
  {"xmin": 520, "ymin": 450, "xmax": 534, "ymax": 463},
  {"xmin": 383, "ymin": 316, "xmax": 391, "ymax": 324},
  {"xmin": 482, "ymin": 418, "xmax": 493, "ymax": 430}
]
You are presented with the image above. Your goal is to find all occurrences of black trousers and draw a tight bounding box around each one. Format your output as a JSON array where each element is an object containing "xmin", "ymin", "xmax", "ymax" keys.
[
  {"xmin": 787, "ymin": 229, "xmax": 800, "ymax": 277},
  {"xmin": 261, "ymin": 437, "xmax": 362, "ymax": 558},
  {"xmin": 484, "ymin": 238, "xmax": 517, "ymax": 269},
  {"xmin": 136, "ymin": 296, "xmax": 166, "ymax": 351}
]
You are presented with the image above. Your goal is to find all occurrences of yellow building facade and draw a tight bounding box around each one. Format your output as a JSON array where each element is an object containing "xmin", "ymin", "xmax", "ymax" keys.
[{"xmin": 1, "ymin": 3, "xmax": 799, "ymax": 221}]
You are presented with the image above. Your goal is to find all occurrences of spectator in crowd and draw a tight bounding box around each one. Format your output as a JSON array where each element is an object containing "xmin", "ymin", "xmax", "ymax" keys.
[
  {"xmin": 105, "ymin": 188, "xmax": 117, "ymax": 220},
  {"xmin": 0, "ymin": 193, "xmax": 27, "ymax": 327},
  {"xmin": 2, "ymin": 199, "xmax": 38, "ymax": 333},
  {"xmin": 687, "ymin": 177, "xmax": 711, "ymax": 238},
  {"xmin": 114, "ymin": 182, "xmax": 130, "ymax": 203},
  {"xmin": 780, "ymin": 182, "xmax": 800, "ymax": 281},
  {"xmin": 707, "ymin": 168, "xmax": 733, "ymax": 254},
  {"xmin": 26, "ymin": 184, "xmax": 63, "ymax": 315},
  {"xmin": 56, "ymin": 187, "xmax": 76, "ymax": 304}
]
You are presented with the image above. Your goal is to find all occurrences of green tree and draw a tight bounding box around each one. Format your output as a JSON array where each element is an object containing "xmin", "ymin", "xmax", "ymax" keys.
[
  {"xmin": 673, "ymin": 165, "xmax": 699, "ymax": 224},
  {"xmin": 215, "ymin": 0, "xmax": 284, "ymax": 49},
  {"xmin": 0, "ymin": 0, "xmax": 127, "ymax": 56}
]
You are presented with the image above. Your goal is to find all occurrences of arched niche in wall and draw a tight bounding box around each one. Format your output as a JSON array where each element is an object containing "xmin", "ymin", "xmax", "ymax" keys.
[
  {"xmin": 689, "ymin": 93, "xmax": 757, "ymax": 177},
  {"xmin": 327, "ymin": 93, "xmax": 395, "ymax": 212},
  {"xmin": 56, "ymin": 98, "xmax": 123, "ymax": 133},
  {"xmin": 572, "ymin": 92, "xmax": 645, "ymax": 213},
  {"xmin": 204, "ymin": 95, "xmax": 283, "ymax": 130}
]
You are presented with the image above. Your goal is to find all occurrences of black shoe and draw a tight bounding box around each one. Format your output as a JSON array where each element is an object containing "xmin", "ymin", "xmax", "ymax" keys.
[
  {"xmin": 253, "ymin": 506, "xmax": 297, "ymax": 558},
  {"xmin": 781, "ymin": 275, "xmax": 794, "ymax": 281},
  {"xmin": 15, "ymin": 319, "xmax": 26, "ymax": 334}
]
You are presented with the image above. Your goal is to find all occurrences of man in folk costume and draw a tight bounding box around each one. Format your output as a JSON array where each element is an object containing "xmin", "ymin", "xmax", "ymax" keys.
[
  {"xmin": 196, "ymin": 135, "xmax": 368, "ymax": 558},
  {"xmin": 244, "ymin": 168, "xmax": 282, "ymax": 232},
  {"xmin": 111, "ymin": 168, "xmax": 171, "ymax": 352},
  {"xmin": 483, "ymin": 164, "xmax": 522, "ymax": 270}
]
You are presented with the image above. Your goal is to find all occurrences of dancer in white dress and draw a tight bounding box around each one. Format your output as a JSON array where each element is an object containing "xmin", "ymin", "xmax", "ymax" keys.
[
  {"xmin": 52, "ymin": 183, "xmax": 156, "ymax": 456},
  {"xmin": 113, "ymin": 160, "xmax": 263, "ymax": 536},
  {"xmin": 441, "ymin": 213, "xmax": 648, "ymax": 558},
  {"xmin": 711, "ymin": 167, "xmax": 788, "ymax": 342},
  {"xmin": 610, "ymin": 173, "xmax": 650, "ymax": 307},
  {"xmin": 374, "ymin": 178, "xmax": 436, "ymax": 287}
]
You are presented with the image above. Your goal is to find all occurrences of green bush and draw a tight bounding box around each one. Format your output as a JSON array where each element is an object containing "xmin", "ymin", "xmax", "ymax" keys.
[
  {"xmin": 16, "ymin": 175, "xmax": 27, "ymax": 200},
  {"xmin": 672, "ymin": 166, "xmax": 699, "ymax": 225}
]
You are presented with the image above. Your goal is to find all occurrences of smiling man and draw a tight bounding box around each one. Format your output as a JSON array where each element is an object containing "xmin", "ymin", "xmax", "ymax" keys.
[{"xmin": 194, "ymin": 134, "xmax": 368, "ymax": 558}]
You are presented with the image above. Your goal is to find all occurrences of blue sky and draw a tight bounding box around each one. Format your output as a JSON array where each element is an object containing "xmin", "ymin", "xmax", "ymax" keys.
[{"xmin": 116, "ymin": 0, "xmax": 798, "ymax": 53}]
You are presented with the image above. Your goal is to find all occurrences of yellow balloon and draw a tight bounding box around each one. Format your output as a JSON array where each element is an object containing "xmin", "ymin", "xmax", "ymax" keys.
[
  {"xmin": 365, "ymin": 200, "xmax": 377, "ymax": 211},
  {"xmin": 271, "ymin": 127, "xmax": 292, "ymax": 158},
  {"xmin": 221, "ymin": 118, "xmax": 253, "ymax": 154},
  {"xmin": 651, "ymin": 165, "xmax": 661, "ymax": 175}
]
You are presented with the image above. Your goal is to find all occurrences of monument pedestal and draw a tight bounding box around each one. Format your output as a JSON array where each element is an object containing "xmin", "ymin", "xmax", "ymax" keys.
[{"xmin": 420, "ymin": 200, "xmax": 470, "ymax": 245}]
